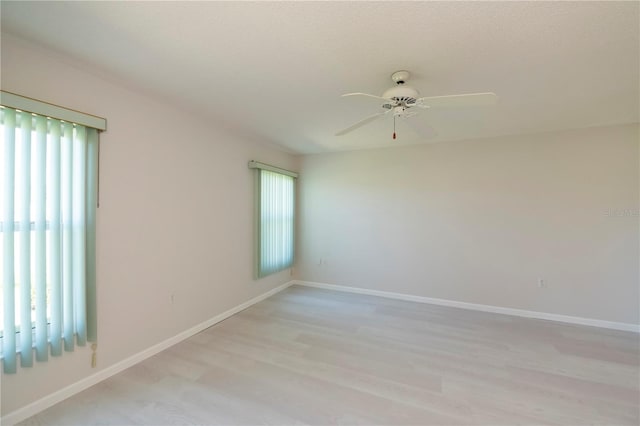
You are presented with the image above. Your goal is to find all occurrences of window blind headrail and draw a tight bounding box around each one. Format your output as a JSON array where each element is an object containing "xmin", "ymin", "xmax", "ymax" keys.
[
  {"xmin": 0, "ymin": 91, "xmax": 106, "ymax": 131},
  {"xmin": 248, "ymin": 160, "xmax": 298, "ymax": 178}
]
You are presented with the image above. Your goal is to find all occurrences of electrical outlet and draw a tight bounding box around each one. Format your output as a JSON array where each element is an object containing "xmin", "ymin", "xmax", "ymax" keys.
[{"xmin": 537, "ymin": 278, "xmax": 546, "ymax": 288}]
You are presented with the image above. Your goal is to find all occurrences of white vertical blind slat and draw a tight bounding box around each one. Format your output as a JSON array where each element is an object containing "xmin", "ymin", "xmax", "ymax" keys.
[
  {"xmin": 72, "ymin": 126, "xmax": 87, "ymax": 345},
  {"xmin": 18, "ymin": 112, "xmax": 33, "ymax": 367},
  {"xmin": 2, "ymin": 108, "xmax": 17, "ymax": 373},
  {"xmin": 34, "ymin": 115, "xmax": 48, "ymax": 361},
  {"xmin": 85, "ymin": 128, "xmax": 98, "ymax": 342},
  {"xmin": 61, "ymin": 121, "xmax": 74, "ymax": 352},
  {"xmin": 48, "ymin": 120, "xmax": 62, "ymax": 356}
]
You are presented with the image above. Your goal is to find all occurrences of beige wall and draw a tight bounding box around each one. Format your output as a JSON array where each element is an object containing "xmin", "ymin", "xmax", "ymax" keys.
[
  {"xmin": 297, "ymin": 124, "xmax": 640, "ymax": 325},
  {"xmin": 1, "ymin": 35, "xmax": 297, "ymax": 415}
]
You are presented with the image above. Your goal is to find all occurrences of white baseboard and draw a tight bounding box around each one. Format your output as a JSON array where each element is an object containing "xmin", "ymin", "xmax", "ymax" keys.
[
  {"xmin": 293, "ymin": 280, "xmax": 640, "ymax": 333},
  {"xmin": 1, "ymin": 280, "xmax": 295, "ymax": 426}
]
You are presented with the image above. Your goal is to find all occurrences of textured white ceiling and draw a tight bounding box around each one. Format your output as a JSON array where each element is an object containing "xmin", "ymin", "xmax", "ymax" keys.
[{"xmin": 2, "ymin": 1, "xmax": 638, "ymax": 154}]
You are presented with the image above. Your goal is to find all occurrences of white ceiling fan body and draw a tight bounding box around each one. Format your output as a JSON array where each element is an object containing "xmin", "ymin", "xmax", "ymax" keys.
[{"xmin": 337, "ymin": 70, "xmax": 497, "ymax": 138}]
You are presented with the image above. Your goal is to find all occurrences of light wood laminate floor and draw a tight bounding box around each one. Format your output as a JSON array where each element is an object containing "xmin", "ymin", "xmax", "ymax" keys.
[{"xmin": 21, "ymin": 285, "xmax": 640, "ymax": 425}]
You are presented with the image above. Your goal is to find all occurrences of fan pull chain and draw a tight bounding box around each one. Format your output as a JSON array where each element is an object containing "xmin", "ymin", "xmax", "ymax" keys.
[{"xmin": 393, "ymin": 115, "xmax": 397, "ymax": 140}]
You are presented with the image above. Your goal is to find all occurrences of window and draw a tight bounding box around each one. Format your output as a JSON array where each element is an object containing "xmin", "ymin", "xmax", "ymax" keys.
[
  {"xmin": 249, "ymin": 161, "xmax": 297, "ymax": 278},
  {"xmin": 1, "ymin": 92, "xmax": 105, "ymax": 374}
]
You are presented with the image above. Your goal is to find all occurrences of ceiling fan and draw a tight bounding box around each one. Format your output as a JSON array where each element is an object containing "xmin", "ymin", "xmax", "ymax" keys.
[{"xmin": 336, "ymin": 70, "xmax": 498, "ymax": 139}]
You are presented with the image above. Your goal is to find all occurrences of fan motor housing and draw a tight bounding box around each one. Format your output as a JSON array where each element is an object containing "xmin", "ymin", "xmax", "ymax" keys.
[{"xmin": 382, "ymin": 85, "xmax": 419, "ymax": 105}]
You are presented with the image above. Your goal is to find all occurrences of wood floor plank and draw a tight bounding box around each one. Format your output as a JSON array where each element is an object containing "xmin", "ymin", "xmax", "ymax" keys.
[{"xmin": 18, "ymin": 285, "xmax": 640, "ymax": 425}]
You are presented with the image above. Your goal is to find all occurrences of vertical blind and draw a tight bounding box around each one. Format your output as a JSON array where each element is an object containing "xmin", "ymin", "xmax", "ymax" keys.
[
  {"xmin": 1, "ymin": 103, "xmax": 99, "ymax": 374},
  {"xmin": 249, "ymin": 162, "xmax": 297, "ymax": 278}
]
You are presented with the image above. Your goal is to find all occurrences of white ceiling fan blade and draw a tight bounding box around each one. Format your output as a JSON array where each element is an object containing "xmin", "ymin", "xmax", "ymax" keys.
[
  {"xmin": 341, "ymin": 92, "xmax": 392, "ymax": 102},
  {"xmin": 335, "ymin": 111, "xmax": 388, "ymax": 136},
  {"xmin": 415, "ymin": 92, "xmax": 498, "ymax": 108},
  {"xmin": 403, "ymin": 116, "xmax": 438, "ymax": 139}
]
